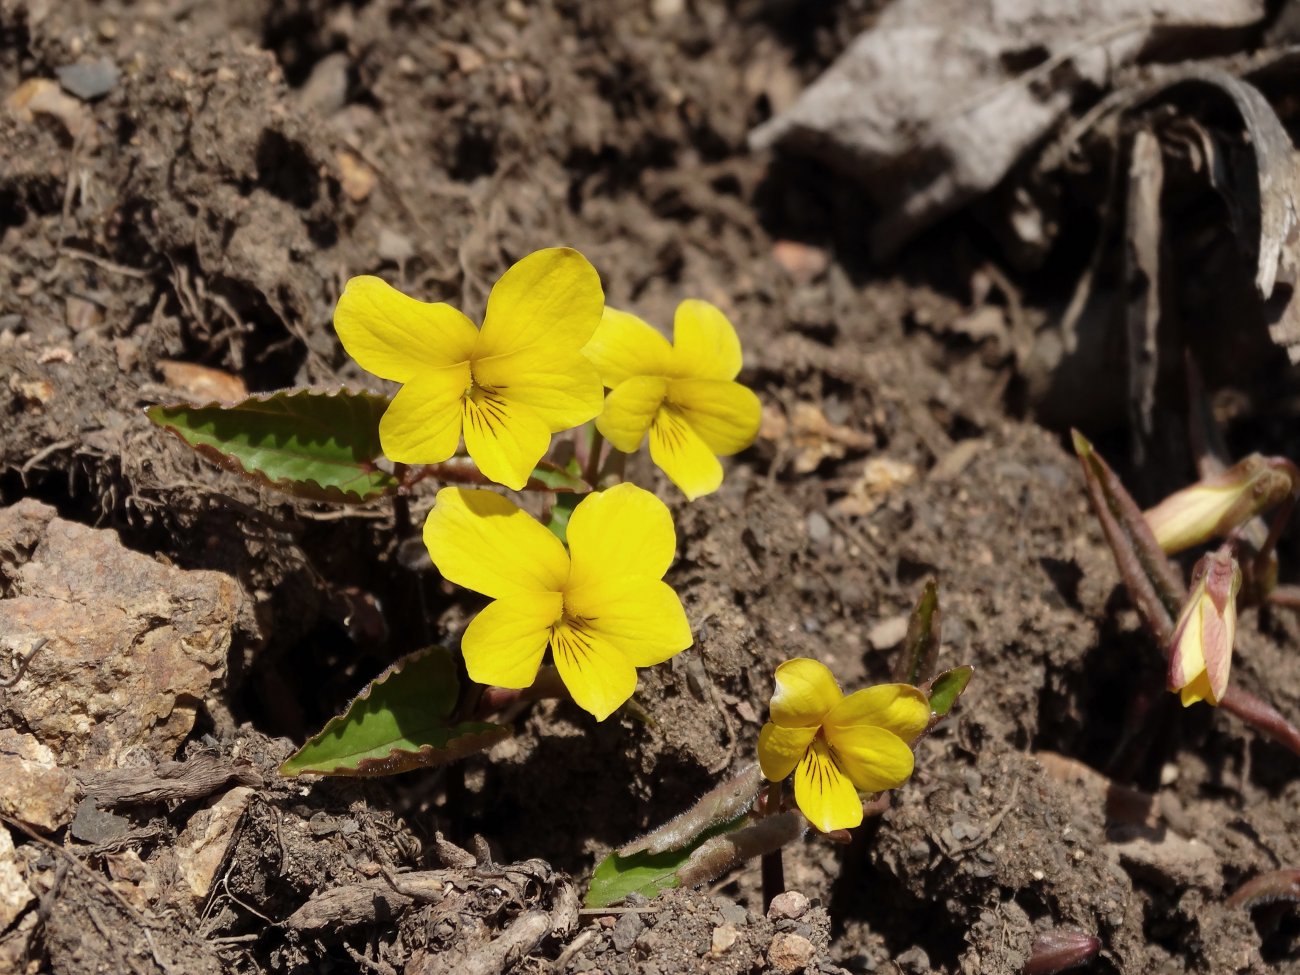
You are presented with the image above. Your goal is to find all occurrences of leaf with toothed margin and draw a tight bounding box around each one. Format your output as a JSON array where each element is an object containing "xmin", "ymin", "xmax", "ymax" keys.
[
  {"xmin": 147, "ymin": 388, "xmax": 399, "ymax": 503},
  {"xmin": 925, "ymin": 665, "xmax": 974, "ymax": 718},
  {"xmin": 279, "ymin": 646, "xmax": 508, "ymax": 777}
]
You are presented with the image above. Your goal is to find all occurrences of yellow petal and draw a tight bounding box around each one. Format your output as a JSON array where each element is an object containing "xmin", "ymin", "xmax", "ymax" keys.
[
  {"xmin": 566, "ymin": 483, "xmax": 677, "ymax": 588},
  {"xmin": 473, "ymin": 347, "xmax": 604, "ymax": 433},
  {"xmin": 584, "ymin": 307, "xmax": 674, "ymax": 386},
  {"xmin": 423, "ymin": 488, "xmax": 569, "ymax": 599},
  {"xmin": 667, "ymin": 378, "xmax": 762, "ymax": 456},
  {"xmin": 597, "ymin": 376, "xmax": 668, "ymax": 453},
  {"xmin": 769, "ymin": 658, "xmax": 842, "ymax": 728},
  {"xmin": 462, "ymin": 592, "xmax": 563, "ymax": 689},
  {"xmin": 378, "ymin": 365, "xmax": 470, "ymax": 464},
  {"xmin": 1167, "ymin": 594, "xmax": 1206, "ymax": 699},
  {"xmin": 825, "ymin": 725, "xmax": 916, "ymax": 793},
  {"xmin": 793, "ymin": 737, "xmax": 863, "ymax": 832},
  {"xmin": 670, "ymin": 300, "xmax": 742, "ymax": 381},
  {"xmin": 462, "ymin": 392, "xmax": 552, "ymax": 491},
  {"xmin": 476, "ymin": 247, "xmax": 604, "ymax": 357},
  {"xmin": 551, "ymin": 620, "xmax": 638, "ymax": 721},
  {"xmin": 565, "ymin": 577, "xmax": 691, "ymax": 667},
  {"xmin": 824, "ymin": 683, "xmax": 932, "ymax": 746},
  {"xmin": 1179, "ymin": 671, "xmax": 1215, "ymax": 707},
  {"xmin": 648, "ymin": 406, "xmax": 723, "ymax": 501},
  {"xmin": 334, "ymin": 276, "xmax": 478, "ymax": 382},
  {"xmin": 757, "ymin": 722, "xmax": 816, "ymax": 782}
]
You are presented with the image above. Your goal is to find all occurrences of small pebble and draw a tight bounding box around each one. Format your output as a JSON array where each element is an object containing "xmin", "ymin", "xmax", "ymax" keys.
[
  {"xmin": 57, "ymin": 56, "xmax": 120, "ymax": 100},
  {"xmin": 715, "ymin": 899, "xmax": 748, "ymax": 926},
  {"xmin": 711, "ymin": 924, "xmax": 739, "ymax": 956},
  {"xmin": 610, "ymin": 911, "xmax": 643, "ymax": 951},
  {"xmin": 768, "ymin": 932, "xmax": 816, "ymax": 973},
  {"xmin": 768, "ymin": 890, "xmax": 810, "ymax": 921},
  {"xmin": 806, "ymin": 512, "xmax": 831, "ymax": 544}
]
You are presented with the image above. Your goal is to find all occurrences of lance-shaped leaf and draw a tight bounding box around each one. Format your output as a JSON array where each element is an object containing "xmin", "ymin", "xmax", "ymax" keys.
[
  {"xmin": 895, "ymin": 579, "xmax": 941, "ymax": 685},
  {"xmin": 619, "ymin": 764, "xmax": 763, "ymax": 857},
  {"xmin": 586, "ymin": 811, "xmax": 805, "ymax": 909},
  {"xmin": 1072, "ymin": 430, "xmax": 1187, "ymax": 640},
  {"xmin": 148, "ymin": 389, "xmax": 398, "ymax": 503},
  {"xmin": 587, "ymin": 815, "xmax": 749, "ymax": 908},
  {"xmin": 280, "ymin": 646, "xmax": 508, "ymax": 777},
  {"xmin": 924, "ymin": 665, "xmax": 973, "ymax": 719}
]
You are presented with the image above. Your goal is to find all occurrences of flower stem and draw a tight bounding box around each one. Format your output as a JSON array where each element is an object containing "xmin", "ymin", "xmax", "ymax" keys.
[
  {"xmin": 760, "ymin": 783, "xmax": 785, "ymax": 908},
  {"xmin": 584, "ymin": 425, "xmax": 605, "ymax": 488}
]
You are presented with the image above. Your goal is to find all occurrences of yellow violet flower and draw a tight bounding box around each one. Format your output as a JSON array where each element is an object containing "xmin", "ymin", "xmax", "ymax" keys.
[
  {"xmin": 334, "ymin": 247, "xmax": 605, "ymax": 491},
  {"xmin": 423, "ymin": 483, "xmax": 692, "ymax": 721},
  {"xmin": 757, "ymin": 659, "xmax": 929, "ymax": 832},
  {"xmin": 584, "ymin": 300, "xmax": 762, "ymax": 501},
  {"xmin": 1167, "ymin": 547, "xmax": 1240, "ymax": 707}
]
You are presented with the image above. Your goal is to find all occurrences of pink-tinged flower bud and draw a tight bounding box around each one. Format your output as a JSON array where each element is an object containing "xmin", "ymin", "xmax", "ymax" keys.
[
  {"xmin": 1144, "ymin": 455, "xmax": 1293, "ymax": 554},
  {"xmin": 1167, "ymin": 547, "xmax": 1241, "ymax": 707},
  {"xmin": 1023, "ymin": 928, "xmax": 1101, "ymax": 974}
]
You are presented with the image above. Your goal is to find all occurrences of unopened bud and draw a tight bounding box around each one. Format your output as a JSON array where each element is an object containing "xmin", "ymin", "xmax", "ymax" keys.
[
  {"xmin": 1167, "ymin": 547, "xmax": 1240, "ymax": 707},
  {"xmin": 1144, "ymin": 455, "xmax": 1293, "ymax": 554},
  {"xmin": 1023, "ymin": 928, "xmax": 1101, "ymax": 974}
]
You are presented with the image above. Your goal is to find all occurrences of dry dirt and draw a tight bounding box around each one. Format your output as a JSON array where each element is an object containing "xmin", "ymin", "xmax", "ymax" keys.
[{"xmin": 3, "ymin": 1, "xmax": 1300, "ymax": 973}]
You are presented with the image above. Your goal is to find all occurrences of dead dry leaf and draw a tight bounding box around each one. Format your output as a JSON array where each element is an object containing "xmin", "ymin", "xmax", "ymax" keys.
[
  {"xmin": 158, "ymin": 359, "xmax": 248, "ymax": 403},
  {"xmin": 761, "ymin": 402, "xmax": 875, "ymax": 473}
]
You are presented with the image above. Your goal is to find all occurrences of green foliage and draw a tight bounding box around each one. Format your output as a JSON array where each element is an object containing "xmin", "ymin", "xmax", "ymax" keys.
[
  {"xmin": 280, "ymin": 646, "xmax": 508, "ymax": 777},
  {"xmin": 147, "ymin": 389, "xmax": 399, "ymax": 503},
  {"xmin": 926, "ymin": 665, "xmax": 974, "ymax": 718},
  {"xmin": 897, "ymin": 579, "xmax": 940, "ymax": 685},
  {"xmin": 585, "ymin": 816, "xmax": 746, "ymax": 908}
]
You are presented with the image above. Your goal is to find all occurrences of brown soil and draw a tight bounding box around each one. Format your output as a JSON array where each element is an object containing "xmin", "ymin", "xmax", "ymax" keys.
[{"xmin": 3, "ymin": 1, "xmax": 1300, "ymax": 973}]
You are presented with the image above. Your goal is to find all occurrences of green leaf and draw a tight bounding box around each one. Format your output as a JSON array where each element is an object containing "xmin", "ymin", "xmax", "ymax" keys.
[
  {"xmin": 147, "ymin": 388, "xmax": 399, "ymax": 503},
  {"xmin": 586, "ymin": 816, "xmax": 746, "ymax": 908},
  {"xmin": 896, "ymin": 579, "xmax": 941, "ymax": 685},
  {"xmin": 528, "ymin": 460, "xmax": 591, "ymax": 493},
  {"xmin": 280, "ymin": 646, "xmax": 508, "ymax": 777},
  {"xmin": 545, "ymin": 491, "xmax": 584, "ymax": 544},
  {"xmin": 926, "ymin": 665, "xmax": 974, "ymax": 718}
]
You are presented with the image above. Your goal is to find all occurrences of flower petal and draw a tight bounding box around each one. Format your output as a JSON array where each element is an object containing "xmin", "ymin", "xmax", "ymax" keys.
[
  {"xmin": 668, "ymin": 378, "xmax": 762, "ymax": 456},
  {"xmin": 552, "ymin": 621, "xmax": 638, "ymax": 721},
  {"xmin": 423, "ymin": 487, "xmax": 569, "ymax": 599},
  {"xmin": 825, "ymin": 725, "xmax": 916, "ymax": 793},
  {"xmin": 757, "ymin": 722, "xmax": 816, "ymax": 782},
  {"xmin": 566, "ymin": 483, "xmax": 677, "ymax": 587},
  {"xmin": 824, "ymin": 684, "xmax": 931, "ymax": 746},
  {"xmin": 462, "ymin": 592, "xmax": 563, "ymax": 689},
  {"xmin": 1167, "ymin": 594, "xmax": 1206, "ymax": 700},
  {"xmin": 462, "ymin": 393, "xmax": 552, "ymax": 491},
  {"xmin": 597, "ymin": 376, "xmax": 668, "ymax": 453},
  {"xmin": 565, "ymin": 577, "xmax": 691, "ymax": 666},
  {"xmin": 584, "ymin": 307, "xmax": 675, "ymax": 386},
  {"xmin": 648, "ymin": 406, "xmax": 723, "ymax": 501},
  {"xmin": 476, "ymin": 247, "xmax": 603, "ymax": 357},
  {"xmin": 378, "ymin": 365, "xmax": 470, "ymax": 464},
  {"xmin": 670, "ymin": 300, "xmax": 742, "ymax": 381},
  {"xmin": 794, "ymin": 737, "xmax": 863, "ymax": 832},
  {"xmin": 335, "ymin": 276, "xmax": 478, "ymax": 382},
  {"xmin": 769, "ymin": 658, "xmax": 842, "ymax": 728},
  {"xmin": 473, "ymin": 348, "xmax": 604, "ymax": 433}
]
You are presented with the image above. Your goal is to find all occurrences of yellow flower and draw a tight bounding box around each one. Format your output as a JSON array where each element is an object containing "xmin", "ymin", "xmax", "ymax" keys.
[
  {"xmin": 1167, "ymin": 548, "xmax": 1240, "ymax": 707},
  {"xmin": 423, "ymin": 483, "xmax": 692, "ymax": 721},
  {"xmin": 1144, "ymin": 455, "xmax": 1293, "ymax": 554},
  {"xmin": 757, "ymin": 659, "xmax": 929, "ymax": 832},
  {"xmin": 334, "ymin": 247, "xmax": 605, "ymax": 491},
  {"xmin": 583, "ymin": 300, "xmax": 762, "ymax": 501}
]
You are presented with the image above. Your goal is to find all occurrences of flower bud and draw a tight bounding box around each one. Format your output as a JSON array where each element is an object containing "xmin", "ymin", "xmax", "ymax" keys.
[
  {"xmin": 1144, "ymin": 455, "xmax": 1293, "ymax": 554},
  {"xmin": 1023, "ymin": 928, "xmax": 1101, "ymax": 974},
  {"xmin": 1167, "ymin": 547, "xmax": 1240, "ymax": 707}
]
